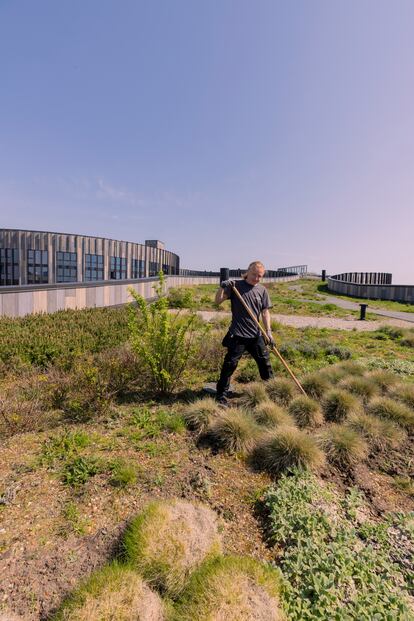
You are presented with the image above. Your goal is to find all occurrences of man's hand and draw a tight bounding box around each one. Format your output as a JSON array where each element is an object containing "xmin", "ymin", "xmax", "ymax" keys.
[
  {"xmin": 266, "ymin": 330, "xmax": 275, "ymax": 347},
  {"xmin": 220, "ymin": 279, "xmax": 235, "ymax": 290}
]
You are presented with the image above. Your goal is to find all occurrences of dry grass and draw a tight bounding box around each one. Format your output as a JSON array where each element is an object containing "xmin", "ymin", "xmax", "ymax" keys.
[
  {"xmin": 335, "ymin": 360, "xmax": 365, "ymax": 376},
  {"xmin": 347, "ymin": 412, "xmax": 406, "ymax": 451},
  {"xmin": 365, "ymin": 370, "xmax": 399, "ymax": 394},
  {"xmin": 182, "ymin": 397, "xmax": 219, "ymax": 434},
  {"xmin": 367, "ymin": 397, "xmax": 414, "ymax": 429},
  {"xmin": 51, "ymin": 563, "xmax": 165, "ymax": 621},
  {"xmin": 241, "ymin": 382, "xmax": 269, "ymax": 407},
  {"xmin": 205, "ymin": 407, "xmax": 261, "ymax": 454},
  {"xmin": 252, "ymin": 401, "xmax": 295, "ymax": 428},
  {"xmin": 318, "ymin": 424, "xmax": 368, "ymax": 469},
  {"xmin": 288, "ymin": 396, "xmax": 324, "ymax": 429},
  {"xmin": 322, "ymin": 389, "xmax": 361, "ymax": 423},
  {"xmin": 392, "ymin": 383, "xmax": 414, "ymax": 410},
  {"xmin": 300, "ymin": 372, "xmax": 331, "ymax": 399},
  {"xmin": 339, "ymin": 377, "xmax": 379, "ymax": 402},
  {"xmin": 123, "ymin": 499, "xmax": 222, "ymax": 597},
  {"xmin": 250, "ymin": 425, "xmax": 325, "ymax": 476},
  {"xmin": 172, "ymin": 555, "xmax": 285, "ymax": 621},
  {"xmin": 265, "ymin": 377, "xmax": 297, "ymax": 406}
]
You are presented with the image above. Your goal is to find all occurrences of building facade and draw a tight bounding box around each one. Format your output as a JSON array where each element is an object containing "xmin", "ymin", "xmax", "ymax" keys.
[{"xmin": 0, "ymin": 229, "xmax": 180, "ymax": 286}]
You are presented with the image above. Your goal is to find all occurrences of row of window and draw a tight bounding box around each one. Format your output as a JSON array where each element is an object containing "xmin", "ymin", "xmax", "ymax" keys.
[{"xmin": 0, "ymin": 248, "xmax": 174, "ymax": 285}]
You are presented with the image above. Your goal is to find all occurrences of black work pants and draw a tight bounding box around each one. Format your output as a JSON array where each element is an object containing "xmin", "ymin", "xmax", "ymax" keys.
[{"xmin": 216, "ymin": 334, "xmax": 273, "ymax": 399}]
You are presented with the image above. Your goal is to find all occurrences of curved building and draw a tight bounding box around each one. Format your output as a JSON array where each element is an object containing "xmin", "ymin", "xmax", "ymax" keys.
[{"xmin": 0, "ymin": 229, "xmax": 180, "ymax": 286}]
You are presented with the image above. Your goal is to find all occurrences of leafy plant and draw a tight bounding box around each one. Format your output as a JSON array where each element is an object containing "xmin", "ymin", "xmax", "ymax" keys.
[{"xmin": 128, "ymin": 272, "xmax": 200, "ymax": 394}]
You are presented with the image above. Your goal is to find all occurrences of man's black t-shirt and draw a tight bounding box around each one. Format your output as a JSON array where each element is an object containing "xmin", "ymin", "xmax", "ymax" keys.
[{"xmin": 223, "ymin": 279, "xmax": 272, "ymax": 338}]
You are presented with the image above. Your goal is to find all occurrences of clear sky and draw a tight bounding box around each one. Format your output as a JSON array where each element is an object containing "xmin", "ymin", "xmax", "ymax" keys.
[{"xmin": 1, "ymin": 1, "xmax": 413, "ymax": 283}]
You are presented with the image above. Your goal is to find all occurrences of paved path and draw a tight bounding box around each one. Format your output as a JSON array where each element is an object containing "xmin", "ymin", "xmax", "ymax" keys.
[
  {"xmin": 320, "ymin": 295, "xmax": 414, "ymax": 324},
  {"xmin": 196, "ymin": 310, "xmax": 413, "ymax": 331}
]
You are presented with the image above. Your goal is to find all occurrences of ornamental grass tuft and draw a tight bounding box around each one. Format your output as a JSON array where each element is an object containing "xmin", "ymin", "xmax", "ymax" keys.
[
  {"xmin": 323, "ymin": 389, "xmax": 361, "ymax": 423},
  {"xmin": 367, "ymin": 397, "xmax": 414, "ymax": 429},
  {"xmin": 300, "ymin": 372, "xmax": 331, "ymax": 399},
  {"xmin": 123, "ymin": 499, "xmax": 222, "ymax": 597},
  {"xmin": 172, "ymin": 555, "xmax": 285, "ymax": 621},
  {"xmin": 288, "ymin": 395, "xmax": 324, "ymax": 428},
  {"xmin": 365, "ymin": 370, "xmax": 399, "ymax": 394},
  {"xmin": 318, "ymin": 424, "xmax": 368, "ymax": 469},
  {"xmin": 205, "ymin": 407, "xmax": 261, "ymax": 454},
  {"xmin": 182, "ymin": 397, "xmax": 218, "ymax": 434},
  {"xmin": 241, "ymin": 382, "xmax": 269, "ymax": 407},
  {"xmin": 339, "ymin": 376, "xmax": 379, "ymax": 402},
  {"xmin": 51, "ymin": 562, "xmax": 165, "ymax": 621},
  {"xmin": 250, "ymin": 425, "xmax": 325, "ymax": 476},
  {"xmin": 347, "ymin": 412, "xmax": 406, "ymax": 451},
  {"xmin": 253, "ymin": 401, "xmax": 295, "ymax": 428},
  {"xmin": 392, "ymin": 383, "xmax": 414, "ymax": 410},
  {"xmin": 265, "ymin": 377, "xmax": 297, "ymax": 406}
]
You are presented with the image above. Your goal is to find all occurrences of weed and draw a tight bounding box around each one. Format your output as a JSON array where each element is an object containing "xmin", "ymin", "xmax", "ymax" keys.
[
  {"xmin": 39, "ymin": 431, "xmax": 91, "ymax": 466},
  {"xmin": 59, "ymin": 501, "xmax": 90, "ymax": 536},
  {"xmin": 61, "ymin": 455, "xmax": 102, "ymax": 487},
  {"xmin": 108, "ymin": 458, "xmax": 137, "ymax": 488}
]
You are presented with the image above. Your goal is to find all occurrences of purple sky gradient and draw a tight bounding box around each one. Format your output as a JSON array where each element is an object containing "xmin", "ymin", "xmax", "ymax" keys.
[{"xmin": 0, "ymin": 1, "xmax": 413, "ymax": 283}]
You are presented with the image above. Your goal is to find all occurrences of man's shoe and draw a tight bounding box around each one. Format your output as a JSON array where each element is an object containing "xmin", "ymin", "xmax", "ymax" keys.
[{"xmin": 216, "ymin": 396, "xmax": 228, "ymax": 408}]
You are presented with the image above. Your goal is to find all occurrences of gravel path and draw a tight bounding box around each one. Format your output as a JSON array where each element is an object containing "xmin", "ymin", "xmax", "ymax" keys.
[{"xmin": 197, "ymin": 310, "xmax": 413, "ymax": 331}]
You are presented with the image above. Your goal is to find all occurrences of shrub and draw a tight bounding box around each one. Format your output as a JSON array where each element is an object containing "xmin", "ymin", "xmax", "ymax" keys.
[
  {"xmin": 93, "ymin": 344, "xmax": 143, "ymax": 397},
  {"xmin": 401, "ymin": 334, "xmax": 414, "ymax": 348},
  {"xmin": 365, "ymin": 370, "xmax": 399, "ymax": 394},
  {"xmin": 392, "ymin": 383, "xmax": 414, "ymax": 409},
  {"xmin": 265, "ymin": 377, "xmax": 296, "ymax": 406},
  {"xmin": 323, "ymin": 389, "xmax": 361, "ymax": 423},
  {"xmin": 182, "ymin": 398, "xmax": 218, "ymax": 434},
  {"xmin": 367, "ymin": 397, "xmax": 414, "ymax": 429},
  {"xmin": 240, "ymin": 382, "xmax": 269, "ymax": 407},
  {"xmin": 51, "ymin": 562, "xmax": 165, "ymax": 621},
  {"xmin": 339, "ymin": 376, "xmax": 379, "ymax": 402},
  {"xmin": 168, "ymin": 287, "xmax": 196, "ymax": 309},
  {"xmin": 377, "ymin": 325, "xmax": 405, "ymax": 340},
  {"xmin": 323, "ymin": 345, "xmax": 352, "ymax": 360},
  {"xmin": 300, "ymin": 372, "xmax": 330, "ymax": 399},
  {"xmin": 253, "ymin": 401, "xmax": 295, "ymax": 428},
  {"xmin": 205, "ymin": 407, "xmax": 261, "ymax": 454},
  {"xmin": 251, "ymin": 426, "xmax": 325, "ymax": 475},
  {"xmin": 123, "ymin": 499, "xmax": 221, "ymax": 596},
  {"xmin": 288, "ymin": 396, "xmax": 323, "ymax": 428},
  {"xmin": 172, "ymin": 556, "xmax": 284, "ymax": 621},
  {"xmin": 128, "ymin": 273, "xmax": 199, "ymax": 394},
  {"xmin": 348, "ymin": 413, "xmax": 406, "ymax": 451},
  {"xmin": 318, "ymin": 424, "xmax": 368, "ymax": 469}
]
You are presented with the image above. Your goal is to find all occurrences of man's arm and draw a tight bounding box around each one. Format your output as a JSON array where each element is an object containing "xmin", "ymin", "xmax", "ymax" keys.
[
  {"xmin": 215, "ymin": 287, "xmax": 229, "ymax": 305},
  {"xmin": 262, "ymin": 308, "xmax": 271, "ymax": 332}
]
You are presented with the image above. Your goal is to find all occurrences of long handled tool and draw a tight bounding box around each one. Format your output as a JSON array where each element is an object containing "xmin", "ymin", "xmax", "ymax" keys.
[{"xmin": 230, "ymin": 284, "xmax": 307, "ymax": 396}]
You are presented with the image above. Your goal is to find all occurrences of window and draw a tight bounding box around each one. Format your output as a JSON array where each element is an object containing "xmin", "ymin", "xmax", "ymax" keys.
[
  {"xmin": 56, "ymin": 251, "xmax": 77, "ymax": 282},
  {"xmin": 131, "ymin": 258, "xmax": 146, "ymax": 279},
  {"xmin": 0, "ymin": 248, "xmax": 19, "ymax": 285},
  {"xmin": 84, "ymin": 254, "xmax": 104, "ymax": 281},
  {"xmin": 110, "ymin": 256, "xmax": 127, "ymax": 280},
  {"xmin": 27, "ymin": 249, "xmax": 48, "ymax": 284},
  {"xmin": 149, "ymin": 261, "xmax": 159, "ymax": 277},
  {"xmin": 162, "ymin": 263, "xmax": 170, "ymax": 275}
]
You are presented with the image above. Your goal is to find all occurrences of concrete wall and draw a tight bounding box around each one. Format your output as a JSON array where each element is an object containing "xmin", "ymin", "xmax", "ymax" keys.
[
  {"xmin": 327, "ymin": 276, "xmax": 414, "ymax": 303},
  {"xmin": 0, "ymin": 275, "xmax": 299, "ymax": 318}
]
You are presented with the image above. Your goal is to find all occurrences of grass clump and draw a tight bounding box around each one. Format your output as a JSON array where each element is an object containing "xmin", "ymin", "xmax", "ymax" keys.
[
  {"xmin": 339, "ymin": 376, "xmax": 379, "ymax": 402},
  {"xmin": 182, "ymin": 397, "xmax": 218, "ymax": 434},
  {"xmin": 172, "ymin": 555, "xmax": 284, "ymax": 621},
  {"xmin": 322, "ymin": 389, "xmax": 360, "ymax": 423},
  {"xmin": 366, "ymin": 369, "xmax": 399, "ymax": 394},
  {"xmin": 51, "ymin": 562, "xmax": 165, "ymax": 621},
  {"xmin": 288, "ymin": 396, "xmax": 323, "ymax": 428},
  {"xmin": 367, "ymin": 397, "xmax": 414, "ymax": 429},
  {"xmin": 241, "ymin": 382, "xmax": 269, "ymax": 407},
  {"xmin": 253, "ymin": 401, "xmax": 295, "ymax": 428},
  {"xmin": 123, "ymin": 499, "xmax": 222, "ymax": 596},
  {"xmin": 392, "ymin": 382, "xmax": 414, "ymax": 409},
  {"xmin": 205, "ymin": 407, "xmax": 261, "ymax": 454},
  {"xmin": 300, "ymin": 372, "xmax": 330, "ymax": 399},
  {"xmin": 318, "ymin": 424, "xmax": 368, "ymax": 469},
  {"xmin": 264, "ymin": 469, "xmax": 413, "ymax": 620},
  {"xmin": 251, "ymin": 426, "xmax": 325, "ymax": 476},
  {"xmin": 265, "ymin": 377, "xmax": 296, "ymax": 406},
  {"xmin": 348, "ymin": 412, "xmax": 406, "ymax": 451},
  {"xmin": 108, "ymin": 458, "xmax": 137, "ymax": 488}
]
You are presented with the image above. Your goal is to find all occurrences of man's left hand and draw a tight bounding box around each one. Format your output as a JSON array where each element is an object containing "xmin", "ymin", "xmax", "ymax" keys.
[{"xmin": 266, "ymin": 331, "xmax": 275, "ymax": 347}]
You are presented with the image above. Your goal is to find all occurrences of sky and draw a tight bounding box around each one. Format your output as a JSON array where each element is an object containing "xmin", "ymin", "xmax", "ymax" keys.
[{"xmin": 0, "ymin": 0, "xmax": 413, "ymax": 283}]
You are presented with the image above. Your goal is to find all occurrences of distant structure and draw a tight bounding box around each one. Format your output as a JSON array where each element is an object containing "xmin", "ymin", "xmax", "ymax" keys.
[
  {"xmin": 327, "ymin": 272, "xmax": 414, "ymax": 304},
  {"xmin": 0, "ymin": 229, "xmax": 180, "ymax": 286}
]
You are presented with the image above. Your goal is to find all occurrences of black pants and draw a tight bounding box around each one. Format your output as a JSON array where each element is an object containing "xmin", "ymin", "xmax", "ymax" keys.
[{"xmin": 216, "ymin": 333, "xmax": 273, "ymax": 399}]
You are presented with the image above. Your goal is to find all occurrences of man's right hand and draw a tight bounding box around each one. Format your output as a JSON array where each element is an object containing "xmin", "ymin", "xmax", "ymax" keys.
[{"xmin": 220, "ymin": 279, "xmax": 235, "ymax": 289}]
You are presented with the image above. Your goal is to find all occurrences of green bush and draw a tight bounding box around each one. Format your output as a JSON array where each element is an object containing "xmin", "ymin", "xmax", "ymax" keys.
[
  {"xmin": 128, "ymin": 273, "xmax": 200, "ymax": 394},
  {"xmin": 167, "ymin": 287, "xmax": 196, "ymax": 309}
]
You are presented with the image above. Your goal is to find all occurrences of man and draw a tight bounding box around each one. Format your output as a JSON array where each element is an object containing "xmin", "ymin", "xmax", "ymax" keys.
[{"xmin": 215, "ymin": 261, "xmax": 274, "ymax": 405}]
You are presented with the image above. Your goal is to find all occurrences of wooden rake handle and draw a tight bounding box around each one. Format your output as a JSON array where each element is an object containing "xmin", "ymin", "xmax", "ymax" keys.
[{"xmin": 230, "ymin": 284, "xmax": 307, "ymax": 396}]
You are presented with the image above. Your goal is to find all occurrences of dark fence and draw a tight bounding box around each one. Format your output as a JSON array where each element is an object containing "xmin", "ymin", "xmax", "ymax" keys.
[
  {"xmin": 179, "ymin": 265, "xmax": 307, "ymax": 278},
  {"xmin": 327, "ymin": 272, "xmax": 414, "ymax": 304},
  {"xmin": 330, "ymin": 272, "xmax": 392, "ymax": 285}
]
